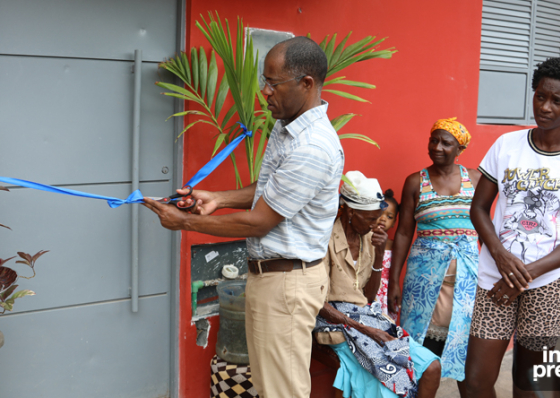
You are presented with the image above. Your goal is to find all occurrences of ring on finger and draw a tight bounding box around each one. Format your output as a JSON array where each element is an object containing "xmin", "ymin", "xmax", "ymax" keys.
[
  {"xmin": 508, "ymin": 272, "xmax": 514, "ymax": 276},
  {"xmin": 502, "ymin": 294, "xmax": 509, "ymax": 300}
]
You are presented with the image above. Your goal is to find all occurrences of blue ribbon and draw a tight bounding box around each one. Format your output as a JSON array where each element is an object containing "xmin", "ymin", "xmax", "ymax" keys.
[
  {"xmin": 185, "ymin": 122, "xmax": 252, "ymax": 187},
  {"xmin": 0, "ymin": 122, "xmax": 252, "ymax": 208},
  {"xmin": 0, "ymin": 177, "xmax": 144, "ymax": 208}
]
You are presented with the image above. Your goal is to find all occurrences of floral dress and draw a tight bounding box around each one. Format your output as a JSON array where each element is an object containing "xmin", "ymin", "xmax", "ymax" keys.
[
  {"xmin": 378, "ymin": 250, "xmax": 398, "ymax": 322},
  {"xmin": 400, "ymin": 166, "xmax": 478, "ymax": 381}
]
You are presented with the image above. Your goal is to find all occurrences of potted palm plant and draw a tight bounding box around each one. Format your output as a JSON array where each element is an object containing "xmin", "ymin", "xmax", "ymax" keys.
[{"xmin": 157, "ymin": 11, "xmax": 396, "ymax": 187}]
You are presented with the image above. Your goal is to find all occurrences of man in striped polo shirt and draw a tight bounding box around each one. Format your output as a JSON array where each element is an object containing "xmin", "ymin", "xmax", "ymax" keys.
[{"xmin": 144, "ymin": 36, "xmax": 344, "ymax": 398}]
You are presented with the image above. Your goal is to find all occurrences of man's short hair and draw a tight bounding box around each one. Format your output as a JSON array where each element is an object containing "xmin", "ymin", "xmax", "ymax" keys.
[
  {"xmin": 278, "ymin": 36, "xmax": 328, "ymax": 87},
  {"xmin": 532, "ymin": 57, "xmax": 560, "ymax": 90}
]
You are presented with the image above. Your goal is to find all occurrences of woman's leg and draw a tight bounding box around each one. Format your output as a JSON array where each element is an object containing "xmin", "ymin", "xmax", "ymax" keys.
[
  {"xmin": 513, "ymin": 278, "xmax": 560, "ymax": 397},
  {"xmin": 512, "ymin": 342, "xmax": 546, "ymax": 398},
  {"xmin": 464, "ymin": 336, "xmax": 510, "ymax": 398},
  {"xmin": 457, "ymin": 379, "xmax": 467, "ymax": 398},
  {"xmin": 417, "ymin": 360, "xmax": 441, "ymax": 398},
  {"xmin": 466, "ymin": 285, "xmax": 518, "ymax": 398}
]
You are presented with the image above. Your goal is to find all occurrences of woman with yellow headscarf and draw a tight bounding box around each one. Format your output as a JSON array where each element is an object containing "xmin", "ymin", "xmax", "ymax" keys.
[{"xmin": 387, "ymin": 118, "xmax": 481, "ymax": 397}]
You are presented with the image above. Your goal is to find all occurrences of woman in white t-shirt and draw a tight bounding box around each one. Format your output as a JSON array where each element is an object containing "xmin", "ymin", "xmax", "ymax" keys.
[{"xmin": 465, "ymin": 57, "xmax": 560, "ymax": 396}]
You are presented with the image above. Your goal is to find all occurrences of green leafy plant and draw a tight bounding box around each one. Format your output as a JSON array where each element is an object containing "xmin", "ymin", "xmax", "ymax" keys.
[
  {"xmin": 0, "ymin": 186, "xmax": 47, "ymax": 315},
  {"xmin": 157, "ymin": 11, "xmax": 396, "ymax": 187}
]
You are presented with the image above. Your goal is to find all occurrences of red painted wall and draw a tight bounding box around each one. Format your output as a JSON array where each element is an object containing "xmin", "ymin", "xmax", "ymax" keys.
[{"xmin": 179, "ymin": 1, "xmax": 533, "ymax": 396}]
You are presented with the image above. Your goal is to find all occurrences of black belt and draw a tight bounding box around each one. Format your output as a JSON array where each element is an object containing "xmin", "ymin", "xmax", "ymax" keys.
[{"xmin": 247, "ymin": 258, "xmax": 322, "ymax": 274}]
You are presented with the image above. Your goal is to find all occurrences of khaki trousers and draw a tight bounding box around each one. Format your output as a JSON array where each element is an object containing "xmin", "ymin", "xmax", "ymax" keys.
[{"xmin": 245, "ymin": 263, "xmax": 328, "ymax": 398}]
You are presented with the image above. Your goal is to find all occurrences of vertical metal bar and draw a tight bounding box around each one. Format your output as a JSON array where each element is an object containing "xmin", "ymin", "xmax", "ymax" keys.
[
  {"xmin": 170, "ymin": 1, "xmax": 185, "ymax": 396},
  {"xmin": 131, "ymin": 49, "xmax": 142, "ymax": 313},
  {"xmin": 525, "ymin": 0, "xmax": 538, "ymax": 124}
]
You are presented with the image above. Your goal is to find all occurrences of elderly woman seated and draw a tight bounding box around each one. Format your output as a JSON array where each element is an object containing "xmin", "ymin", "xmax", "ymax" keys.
[{"xmin": 314, "ymin": 171, "xmax": 441, "ymax": 398}]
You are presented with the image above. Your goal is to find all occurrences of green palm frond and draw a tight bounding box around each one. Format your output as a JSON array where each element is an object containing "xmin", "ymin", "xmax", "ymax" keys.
[
  {"xmin": 157, "ymin": 15, "xmax": 396, "ymax": 187},
  {"xmin": 157, "ymin": 48, "xmax": 233, "ymax": 139}
]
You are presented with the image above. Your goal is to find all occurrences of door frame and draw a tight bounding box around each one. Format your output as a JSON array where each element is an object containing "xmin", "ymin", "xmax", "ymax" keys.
[{"xmin": 169, "ymin": 1, "xmax": 185, "ymax": 397}]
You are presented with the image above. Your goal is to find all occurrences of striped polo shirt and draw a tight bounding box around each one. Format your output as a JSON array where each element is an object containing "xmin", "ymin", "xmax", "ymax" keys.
[{"xmin": 246, "ymin": 101, "xmax": 344, "ymax": 262}]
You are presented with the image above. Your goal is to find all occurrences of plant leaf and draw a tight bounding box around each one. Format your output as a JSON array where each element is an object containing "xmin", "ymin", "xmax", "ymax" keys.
[
  {"xmin": 324, "ymin": 33, "xmax": 337, "ymax": 66},
  {"xmin": 156, "ymin": 81, "xmax": 198, "ymax": 98},
  {"xmin": 178, "ymin": 119, "xmax": 217, "ymax": 138},
  {"xmin": 220, "ymin": 105, "xmax": 238, "ymax": 130},
  {"xmin": 206, "ymin": 51, "xmax": 218, "ymax": 108},
  {"xmin": 331, "ymin": 32, "xmax": 352, "ymax": 66},
  {"xmin": 323, "ymin": 89, "xmax": 370, "ymax": 103},
  {"xmin": 0, "ymin": 257, "xmax": 15, "ymax": 267},
  {"xmin": 0, "ymin": 284, "xmax": 17, "ymax": 301},
  {"xmin": 331, "ymin": 113, "xmax": 358, "ymax": 131},
  {"xmin": 0, "ymin": 266, "xmax": 17, "ymax": 290},
  {"xmin": 16, "ymin": 252, "xmax": 33, "ymax": 267},
  {"xmin": 211, "ymin": 133, "xmax": 228, "ymax": 157},
  {"xmin": 191, "ymin": 47, "xmax": 199, "ymax": 92},
  {"xmin": 214, "ymin": 74, "xmax": 229, "ymax": 118},
  {"xmin": 341, "ymin": 174, "xmax": 359, "ymax": 194},
  {"xmin": 165, "ymin": 110, "xmax": 206, "ymax": 122},
  {"xmin": 326, "ymin": 79, "xmax": 376, "ymax": 89},
  {"xmin": 32, "ymin": 250, "xmax": 49, "ymax": 264},
  {"xmin": 199, "ymin": 47, "xmax": 208, "ymax": 101},
  {"xmin": 338, "ymin": 133, "xmax": 379, "ymax": 148},
  {"xmin": 318, "ymin": 34, "xmax": 329, "ymax": 51},
  {"xmin": 11, "ymin": 289, "xmax": 36, "ymax": 300}
]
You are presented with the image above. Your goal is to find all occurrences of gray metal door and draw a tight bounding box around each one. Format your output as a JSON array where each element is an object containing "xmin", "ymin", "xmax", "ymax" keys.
[{"xmin": 0, "ymin": 1, "xmax": 180, "ymax": 397}]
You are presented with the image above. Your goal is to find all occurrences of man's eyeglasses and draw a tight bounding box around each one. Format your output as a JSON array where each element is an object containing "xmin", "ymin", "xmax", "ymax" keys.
[{"xmin": 259, "ymin": 74, "xmax": 306, "ymax": 91}]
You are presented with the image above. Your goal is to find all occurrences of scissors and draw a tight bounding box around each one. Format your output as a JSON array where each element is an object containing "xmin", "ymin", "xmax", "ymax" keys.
[{"xmin": 146, "ymin": 185, "xmax": 196, "ymax": 210}]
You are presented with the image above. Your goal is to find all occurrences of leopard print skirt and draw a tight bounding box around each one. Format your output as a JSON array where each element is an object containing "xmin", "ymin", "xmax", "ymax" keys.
[{"xmin": 470, "ymin": 278, "xmax": 560, "ymax": 351}]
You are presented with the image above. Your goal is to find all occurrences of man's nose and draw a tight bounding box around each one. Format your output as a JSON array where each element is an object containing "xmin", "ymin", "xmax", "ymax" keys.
[{"xmin": 261, "ymin": 83, "xmax": 274, "ymax": 96}]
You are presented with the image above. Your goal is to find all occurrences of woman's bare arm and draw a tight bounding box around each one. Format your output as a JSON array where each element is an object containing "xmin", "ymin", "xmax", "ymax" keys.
[
  {"xmin": 387, "ymin": 173, "xmax": 419, "ymax": 313},
  {"xmin": 471, "ymin": 176, "xmax": 531, "ymax": 290}
]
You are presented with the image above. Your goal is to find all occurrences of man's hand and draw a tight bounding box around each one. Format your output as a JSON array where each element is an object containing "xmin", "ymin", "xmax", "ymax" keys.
[
  {"xmin": 178, "ymin": 189, "xmax": 220, "ymax": 215},
  {"xmin": 143, "ymin": 197, "xmax": 190, "ymax": 231}
]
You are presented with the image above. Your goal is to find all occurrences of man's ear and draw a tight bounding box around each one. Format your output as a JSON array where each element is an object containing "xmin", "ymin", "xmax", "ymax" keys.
[{"xmin": 300, "ymin": 75, "xmax": 314, "ymax": 91}]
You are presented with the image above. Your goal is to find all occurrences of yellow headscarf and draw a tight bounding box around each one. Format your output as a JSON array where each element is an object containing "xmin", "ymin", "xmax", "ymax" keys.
[{"xmin": 430, "ymin": 117, "xmax": 471, "ymax": 153}]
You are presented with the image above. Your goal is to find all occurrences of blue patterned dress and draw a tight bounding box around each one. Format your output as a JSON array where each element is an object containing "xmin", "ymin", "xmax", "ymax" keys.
[{"xmin": 400, "ymin": 166, "xmax": 478, "ymax": 381}]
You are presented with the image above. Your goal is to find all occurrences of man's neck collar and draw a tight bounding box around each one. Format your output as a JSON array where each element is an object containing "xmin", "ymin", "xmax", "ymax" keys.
[{"xmin": 282, "ymin": 100, "xmax": 329, "ymax": 137}]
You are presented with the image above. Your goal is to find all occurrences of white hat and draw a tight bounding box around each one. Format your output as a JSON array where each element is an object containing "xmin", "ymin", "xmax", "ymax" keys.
[{"xmin": 340, "ymin": 171, "xmax": 386, "ymax": 211}]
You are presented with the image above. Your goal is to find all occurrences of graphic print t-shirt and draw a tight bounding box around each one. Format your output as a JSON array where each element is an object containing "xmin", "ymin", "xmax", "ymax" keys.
[{"xmin": 478, "ymin": 129, "xmax": 560, "ymax": 290}]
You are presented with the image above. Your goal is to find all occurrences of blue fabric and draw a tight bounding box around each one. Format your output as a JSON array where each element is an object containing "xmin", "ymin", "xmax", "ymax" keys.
[
  {"xmin": 0, "ymin": 177, "xmax": 144, "ymax": 208},
  {"xmin": 315, "ymin": 301, "xmax": 418, "ymax": 398},
  {"xmin": 400, "ymin": 236, "xmax": 478, "ymax": 381},
  {"xmin": 331, "ymin": 339, "xmax": 439, "ymax": 398}
]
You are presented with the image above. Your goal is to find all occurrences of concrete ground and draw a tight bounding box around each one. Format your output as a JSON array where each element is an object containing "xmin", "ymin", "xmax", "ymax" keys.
[{"xmin": 436, "ymin": 350, "xmax": 513, "ymax": 398}]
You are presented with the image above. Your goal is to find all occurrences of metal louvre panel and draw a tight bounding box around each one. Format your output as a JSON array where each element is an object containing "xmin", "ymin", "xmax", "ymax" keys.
[
  {"xmin": 484, "ymin": 0, "xmax": 532, "ymax": 12},
  {"xmin": 481, "ymin": 2, "xmax": 532, "ymax": 68},
  {"xmin": 534, "ymin": 1, "xmax": 560, "ymax": 67}
]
